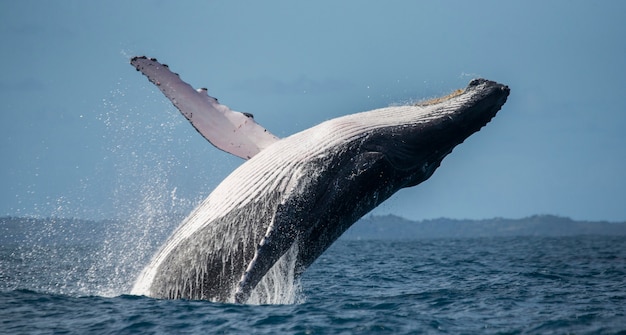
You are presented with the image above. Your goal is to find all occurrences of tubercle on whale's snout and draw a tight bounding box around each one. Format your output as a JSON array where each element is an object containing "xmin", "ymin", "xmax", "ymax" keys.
[
  {"xmin": 468, "ymin": 78, "xmax": 495, "ymax": 87},
  {"xmin": 467, "ymin": 79, "xmax": 510, "ymax": 115},
  {"xmin": 468, "ymin": 80, "xmax": 510, "ymax": 105}
]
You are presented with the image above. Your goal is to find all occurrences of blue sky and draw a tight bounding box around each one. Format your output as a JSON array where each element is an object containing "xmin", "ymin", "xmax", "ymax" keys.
[{"xmin": 1, "ymin": 1, "xmax": 625, "ymax": 222}]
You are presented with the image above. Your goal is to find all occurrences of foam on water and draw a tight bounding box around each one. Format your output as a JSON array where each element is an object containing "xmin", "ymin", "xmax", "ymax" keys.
[{"xmin": 248, "ymin": 243, "xmax": 303, "ymax": 305}]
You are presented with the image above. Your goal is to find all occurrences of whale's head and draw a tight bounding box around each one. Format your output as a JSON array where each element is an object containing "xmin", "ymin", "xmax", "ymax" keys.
[
  {"xmin": 283, "ymin": 79, "xmax": 509, "ymax": 275},
  {"xmin": 361, "ymin": 78, "xmax": 510, "ymax": 187}
]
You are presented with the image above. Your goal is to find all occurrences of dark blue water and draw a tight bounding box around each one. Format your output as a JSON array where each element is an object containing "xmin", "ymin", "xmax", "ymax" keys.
[{"xmin": 2, "ymin": 236, "xmax": 625, "ymax": 334}]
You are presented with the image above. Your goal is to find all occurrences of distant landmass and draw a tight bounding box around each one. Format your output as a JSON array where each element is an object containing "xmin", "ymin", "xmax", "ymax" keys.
[
  {"xmin": 1, "ymin": 214, "xmax": 626, "ymax": 245},
  {"xmin": 343, "ymin": 214, "xmax": 626, "ymax": 240}
]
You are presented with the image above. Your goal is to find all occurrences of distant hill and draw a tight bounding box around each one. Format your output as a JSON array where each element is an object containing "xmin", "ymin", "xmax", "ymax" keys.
[
  {"xmin": 2, "ymin": 214, "xmax": 626, "ymax": 245},
  {"xmin": 343, "ymin": 214, "xmax": 626, "ymax": 240}
]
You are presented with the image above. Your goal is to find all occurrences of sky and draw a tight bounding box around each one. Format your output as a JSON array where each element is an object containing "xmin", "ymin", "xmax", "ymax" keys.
[{"xmin": 1, "ymin": 1, "xmax": 625, "ymax": 222}]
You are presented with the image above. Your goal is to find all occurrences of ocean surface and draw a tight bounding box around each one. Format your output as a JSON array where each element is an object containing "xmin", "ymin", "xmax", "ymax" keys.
[{"xmin": 1, "ymin": 233, "xmax": 625, "ymax": 334}]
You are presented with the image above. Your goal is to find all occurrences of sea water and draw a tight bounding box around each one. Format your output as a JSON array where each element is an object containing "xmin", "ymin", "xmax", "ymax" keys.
[{"xmin": 1, "ymin": 232, "xmax": 625, "ymax": 334}]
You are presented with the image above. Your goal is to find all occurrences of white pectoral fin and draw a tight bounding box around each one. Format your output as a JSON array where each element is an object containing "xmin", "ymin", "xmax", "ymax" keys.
[
  {"xmin": 234, "ymin": 217, "xmax": 293, "ymax": 304},
  {"xmin": 130, "ymin": 56, "xmax": 280, "ymax": 159}
]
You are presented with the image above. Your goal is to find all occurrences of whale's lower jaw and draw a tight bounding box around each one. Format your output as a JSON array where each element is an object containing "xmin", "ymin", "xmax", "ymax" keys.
[{"xmin": 131, "ymin": 78, "xmax": 509, "ymax": 303}]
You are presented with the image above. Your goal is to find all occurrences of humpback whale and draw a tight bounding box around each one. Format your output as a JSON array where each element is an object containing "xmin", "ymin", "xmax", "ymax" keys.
[{"xmin": 129, "ymin": 56, "xmax": 510, "ymax": 303}]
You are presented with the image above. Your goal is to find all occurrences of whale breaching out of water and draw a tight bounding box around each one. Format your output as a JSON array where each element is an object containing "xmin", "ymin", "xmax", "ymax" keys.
[{"xmin": 129, "ymin": 56, "xmax": 510, "ymax": 304}]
